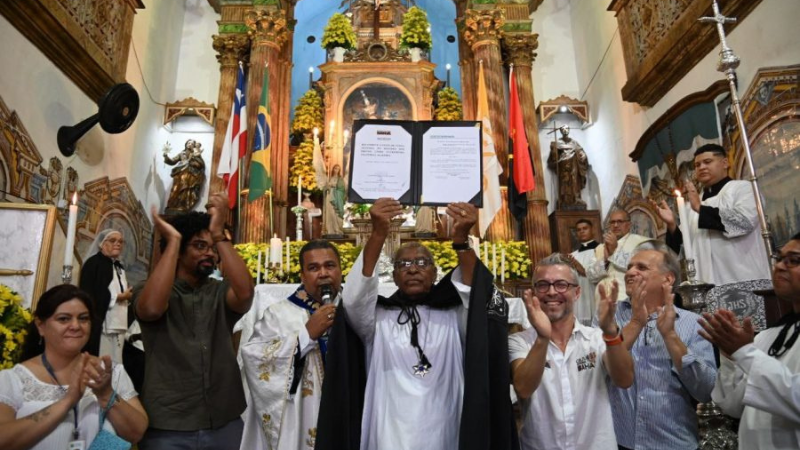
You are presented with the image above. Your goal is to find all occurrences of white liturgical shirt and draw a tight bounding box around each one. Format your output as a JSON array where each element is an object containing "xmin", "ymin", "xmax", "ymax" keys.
[{"xmin": 509, "ymin": 323, "xmax": 617, "ymax": 450}]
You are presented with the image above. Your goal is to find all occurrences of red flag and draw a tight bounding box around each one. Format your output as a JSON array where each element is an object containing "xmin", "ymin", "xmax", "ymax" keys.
[{"xmin": 508, "ymin": 67, "xmax": 535, "ymax": 194}]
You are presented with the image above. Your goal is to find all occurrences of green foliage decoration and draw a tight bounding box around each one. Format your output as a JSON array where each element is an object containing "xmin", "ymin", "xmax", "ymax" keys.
[
  {"xmin": 435, "ymin": 87, "xmax": 463, "ymax": 121},
  {"xmin": 400, "ymin": 6, "xmax": 433, "ymax": 51},
  {"xmin": 321, "ymin": 13, "xmax": 357, "ymax": 50}
]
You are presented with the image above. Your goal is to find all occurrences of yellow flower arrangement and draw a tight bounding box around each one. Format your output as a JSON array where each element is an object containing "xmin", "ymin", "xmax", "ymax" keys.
[
  {"xmin": 418, "ymin": 240, "xmax": 532, "ymax": 280},
  {"xmin": 321, "ymin": 13, "xmax": 357, "ymax": 50},
  {"xmin": 235, "ymin": 241, "xmax": 362, "ymax": 284},
  {"xmin": 0, "ymin": 284, "xmax": 32, "ymax": 370},
  {"xmin": 400, "ymin": 6, "xmax": 433, "ymax": 51}
]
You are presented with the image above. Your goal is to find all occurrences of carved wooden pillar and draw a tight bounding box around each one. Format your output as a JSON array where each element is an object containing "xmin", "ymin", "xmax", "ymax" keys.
[
  {"xmin": 210, "ymin": 34, "xmax": 250, "ymax": 197},
  {"xmin": 239, "ymin": 8, "xmax": 289, "ymax": 244},
  {"xmin": 463, "ymin": 8, "xmax": 507, "ymax": 172},
  {"xmin": 454, "ymin": 1, "xmax": 475, "ymax": 120},
  {"xmin": 502, "ymin": 33, "xmax": 551, "ymax": 263}
]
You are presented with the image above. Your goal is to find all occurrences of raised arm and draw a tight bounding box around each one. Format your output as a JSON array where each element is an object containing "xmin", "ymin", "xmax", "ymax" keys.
[
  {"xmin": 206, "ymin": 193, "xmax": 254, "ymax": 314},
  {"xmin": 361, "ymin": 198, "xmax": 403, "ymax": 276},
  {"xmin": 446, "ymin": 202, "xmax": 478, "ymax": 286},
  {"xmin": 135, "ymin": 207, "xmax": 181, "ymax": 321},
  {"xmin": 598, "ymin": 281, "xmax": 634, "ymax": 388},
  {"xmin": 511, "ymin": 290, "xmax": 552, "ymax": 399}
]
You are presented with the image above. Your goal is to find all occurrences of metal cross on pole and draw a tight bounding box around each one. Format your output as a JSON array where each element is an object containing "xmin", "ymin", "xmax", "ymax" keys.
[{"xmin": 699, "ymin": 0, "xmax": 774, "ymax": 267}]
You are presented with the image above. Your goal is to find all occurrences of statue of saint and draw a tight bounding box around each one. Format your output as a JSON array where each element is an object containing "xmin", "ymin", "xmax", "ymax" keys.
[
  {"xmin": 320, "ymin": 163, "xmax": 346, "ymax": 237},
  {"xmin": 548, "ymin": 125, "xmax": 589, "ymax": 210},
  {"xmin": 413, "ymin": 206, "xmax": 437, "ymax": 237},
  {"xmin": 164, "ymin": 140, "xmax": 206, "ymax": 214}
]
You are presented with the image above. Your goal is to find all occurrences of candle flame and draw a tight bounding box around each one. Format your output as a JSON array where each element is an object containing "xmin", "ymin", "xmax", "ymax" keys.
[
  {"xmin": 71, "ymin": 192, "xmax": 78, "ymax": 205},
  {"xmin": 313, "ymin": 127, "xmax": 319, "ymax": 136},
  {"xmin": 674, "ymin": 189, "xmax": 682, "ymax": 198}
]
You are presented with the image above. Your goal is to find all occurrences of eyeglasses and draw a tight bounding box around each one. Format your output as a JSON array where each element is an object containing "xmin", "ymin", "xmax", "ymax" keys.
[
  {"xmin": 608, "ymin": 220, "xmax": 630, "ymax": 226},
  {"xmin": 772, "ymin": 253, "xmax": 800, "ymax": 269},
  {"xmin": 188, "ymin": 240, "xmax": 218, "ymax": 254},
  {"xmin": 394, "ymin": 257, "xmax": 433, "ymax": 271},
  {"xmin": 533, "ymin": 280, "xmax": 578, "ymax": 294}
]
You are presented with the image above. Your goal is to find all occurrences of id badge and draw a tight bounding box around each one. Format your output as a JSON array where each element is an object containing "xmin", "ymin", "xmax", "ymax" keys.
[{"xmin": 67, "ymin": 440, "xmax": 86, "ymax": 450}]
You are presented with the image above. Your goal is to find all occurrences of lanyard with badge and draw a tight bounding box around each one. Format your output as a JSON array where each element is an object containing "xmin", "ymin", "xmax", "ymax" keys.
[{"xmin": 41, "ymin": 353, "xmax": 85, "ymax": 449}]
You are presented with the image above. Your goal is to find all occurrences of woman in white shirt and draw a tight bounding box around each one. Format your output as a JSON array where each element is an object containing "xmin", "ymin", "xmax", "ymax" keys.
[{"xmin": 0, "ymin": 284, "xmax": 148, "ymax": 449}]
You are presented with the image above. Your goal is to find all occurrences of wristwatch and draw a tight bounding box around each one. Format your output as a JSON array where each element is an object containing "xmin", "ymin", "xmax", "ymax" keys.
[{"xmin": 452, "ymin": 241, "xmax": 471, "ymax": 252}]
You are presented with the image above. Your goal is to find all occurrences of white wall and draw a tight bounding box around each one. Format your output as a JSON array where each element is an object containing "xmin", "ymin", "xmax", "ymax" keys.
[{"xmin": 559, "ymin": 0, "xmax": 800, "ymax": 218}]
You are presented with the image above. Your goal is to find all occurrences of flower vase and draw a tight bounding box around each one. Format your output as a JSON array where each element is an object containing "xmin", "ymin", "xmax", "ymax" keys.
[
  {"xmin": 409, "ymin": 47, "xmax": 422, "ymax": 62},
  {"xmin": 332, "ymin": 47, "xmax": 346, "ymax": 63}
]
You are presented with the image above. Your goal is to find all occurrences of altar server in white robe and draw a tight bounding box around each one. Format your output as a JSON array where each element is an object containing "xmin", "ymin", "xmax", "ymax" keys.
[
  {"xmin": 566, "ymin": 218, "xmax": 599, "ymax": 324},
  {"xmin": 659, "ymin": 143, "xmax": 771, "ymax": 285},
  {"xmin": 587, "ymin": 210, "xmax": 650, "ymax": 302},
  {"xmin": 239, "ymin": 240, "xmax": 341, "ymax": 450},
  {"xmin": 315, "ymin": 197, "xmax": 517, "ymax": 450},
  {"xmin": 699, "ymin": 233, "xmax": 800, "ymax": 449}
]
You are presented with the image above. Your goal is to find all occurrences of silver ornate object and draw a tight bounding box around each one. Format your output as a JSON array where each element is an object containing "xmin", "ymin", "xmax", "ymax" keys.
[
  {"xmin": 61, "ymin": 265, "xmax": 73, "ymax": 284},
  {"xmin": 697, "ymin": 401, "xmax": 738, "ymax": 450},
  {"xmin": 675, "ymin": 258, "xmax": 715, "ymax": 312},
  {"xmin": 291, "ymin": 205, "xmax": 307, "ymax": 242},
  {"xmin": 699, "ymin": 0, "xmax": 774, "ymax": 268}
]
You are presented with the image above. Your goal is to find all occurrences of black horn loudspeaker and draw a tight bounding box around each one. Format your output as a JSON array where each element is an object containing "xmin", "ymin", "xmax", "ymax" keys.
[{"xmin": 57, "ymin": 83, "xmax": 140, "ymax": 157}]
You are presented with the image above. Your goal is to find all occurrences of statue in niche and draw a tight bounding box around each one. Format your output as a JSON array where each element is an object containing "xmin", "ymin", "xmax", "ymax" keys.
[
  {"xmin": 320, "ymin": 162, "xmax": 346, "ymax": 237},
  {"xmin": 548, "ymin": 125, "xmax": 588, "ymax": 210},
  {"xmin": 164, "ymin": 140, "xmax": 206, "ymax": 214},
  {"xmin": 64, "ymin": 167, "xmax": 79, "ymax": 203},
  {"xmin": 413, "ymin": 206, "xmax": 437, "ymax": 237}
]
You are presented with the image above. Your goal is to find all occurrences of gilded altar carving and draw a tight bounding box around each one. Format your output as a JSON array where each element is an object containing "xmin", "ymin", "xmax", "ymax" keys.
[
  {"xmin": 0, "ymin": 96, "xmax": 43, "ymax": 202},
  {"xmin": 212, "ymin": 33, "xmax": 251, "ymax": 67},
  {"xmin": 245, "ymin": 8, "xmax": 289, "ymax": 49},
  {"xmin": 501, "ymin": 33, "xmax": 539, "ymax": 67},
  {"xmin": 38, "ymin": 157, "xmax": 63, "ymax": 205},
  {"xmin": 462, "ymin": 8, "xmax": 505, "ymax": 49}
]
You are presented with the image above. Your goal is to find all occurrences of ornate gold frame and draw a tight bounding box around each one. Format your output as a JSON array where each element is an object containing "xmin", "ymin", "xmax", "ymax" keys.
[{"xmin": 0, "ymin": 202, "xmax": 57, "ymax": 309}]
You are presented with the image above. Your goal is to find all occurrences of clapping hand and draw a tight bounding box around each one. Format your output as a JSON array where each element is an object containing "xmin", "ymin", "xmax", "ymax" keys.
[
  {"xmin": 205, "ymin": 193, "xmax": 229, "ymax": 237},
  {"xmin": 151, "ymin": 206, "xmax": 181, "ymax": 243},
  {"xmin": 597, "ymin": 281, "xmax": 620, "ymax": 336},
  {"xmin": 84, "ymin": 355, "xmax": 114, "ymax": 402},
  {"xmin": 603, "ymin": 232, "xmax": 618, "ymax": 258},
  {"xmin": 685, "ymin": 182, "xmax": 701, "ymax": 213},
  {"xmin": 698, "ymin": 308, "xmax": 754, "ymax": 357},
  {"xmin": 522, "ymin": 289, "xmax": 551, "ymax": 342},
  {"xmin": 564, "ymin": 253, "xmax": 585, "ymax": 276},
  {"xmin": 653, "ymin": 200, "xmax": 676, "ymax": 230},
  {"xmin": 655, "ymin": 282, "xmax": 677, "ymax": 338},
  {"xmin": 66, "ymin": 353, "xmax": 89, "ymax": 406}
]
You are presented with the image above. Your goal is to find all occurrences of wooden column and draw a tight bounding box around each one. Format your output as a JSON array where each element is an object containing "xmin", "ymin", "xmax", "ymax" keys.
[
  {"xmin": 240, "ymin": 8, "xmax": 289, "ymax": 244},
  {"xmin": 455, "ymin": 2, "xmax": 476, "ymax": 120},
  {"xmin": 463, "ymin": 8, "xmax": 507, "ymax": 172},
  {"xmin": 502, "ymin": 33, "xmax": 551, "ymax": 263},
  {"xmin": 210, "ymin": 34, "xmax": 250, "ymax": 197}
]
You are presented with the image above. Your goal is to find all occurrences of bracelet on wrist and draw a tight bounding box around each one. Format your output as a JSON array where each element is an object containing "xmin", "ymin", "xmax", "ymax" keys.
[{"xmin": 603, "ymin": 331, "xmax": 624, "ymax": 347}]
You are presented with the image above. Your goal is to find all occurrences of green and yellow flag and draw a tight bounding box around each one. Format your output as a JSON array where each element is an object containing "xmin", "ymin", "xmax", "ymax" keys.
[{"xmin": 248, "ymin": 68, "xmax": 272, "ymax": 201}]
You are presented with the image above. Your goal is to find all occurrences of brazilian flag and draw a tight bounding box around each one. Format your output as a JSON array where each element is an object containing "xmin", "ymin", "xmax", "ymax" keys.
[{"xmin": 248, "ymin": 69, "xmax": 272, "ymax": 201}]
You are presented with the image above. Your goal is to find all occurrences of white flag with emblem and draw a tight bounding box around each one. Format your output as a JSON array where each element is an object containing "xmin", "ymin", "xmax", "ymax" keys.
[{"xmin": 477, "ymin": 62, "xmax": 503, "ymax": 237}]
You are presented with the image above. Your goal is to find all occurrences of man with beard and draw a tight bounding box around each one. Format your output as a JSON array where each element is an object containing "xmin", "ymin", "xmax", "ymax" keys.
[
  {"xmin": 316, "ymin": 197, "xmax": 517, "ymax": 450},
  {"xmin": 700, "ymin": 232, "xmax": 800, "ymax": 448},
  {"xmin": 133, "ymin": 193, "xmax": 254, "ymax": 450},
  {"xmin": 609, "ymin": 242, "xmax": 716, "ymax": 449},
  {"xmin": 587, "ymin": 210, "xmax": 650, "ymax": 301},
  {"xmin": 510, "ymin": 254, "xmax": 634, "ymax": 450},
  {"xmin": 239, "ymin": 240, "xmax": 341, "ymax": 450}
]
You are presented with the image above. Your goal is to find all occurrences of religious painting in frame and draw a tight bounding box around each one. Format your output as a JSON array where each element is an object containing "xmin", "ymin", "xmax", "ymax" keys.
[
  {"xmin": 339, "ymin": 82, "xmax": 413, "ymax": 181},
  {"xmin": 727, "ymin": 65, "xmax": 800, "ymax": 249},
  {"xmin": 0, "ymin": 202, "xmax": 57, "ymax": 309}
]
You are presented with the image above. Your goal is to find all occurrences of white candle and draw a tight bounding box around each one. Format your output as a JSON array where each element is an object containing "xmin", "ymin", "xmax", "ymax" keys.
[
  {"xmin": 257, "ymin": 251, "xmax": 262, "ymax": 283},
  {"xmin": 63, "ymin": 193, "xmax": 78, "ymax": 267},
  {"xmin": 469, "ymin": 235, "xmax": 480, "ymax": 259},
  {"xmin": 329, "ymin": 120, "xmax": 335, "ymax": 143},
  {"xmin": 297, "ymin": 175, "xmax": 302, "ymax": 206},
  {"xmin": 270, "ymin": 234, "xmax": 282, "ymax": 265},
  {"xmin": 492, "ymin": 243, "xmax": 497, "ymax": 278},
  {"xmin": 285, "ymin": 236, "xmax": 290, "ymax": 272},
  {"xmin": 501, "ymin": 247, "xmax": 506, "ymax": 284},
  {"xmin": 675, "ymin": 190, "xmax": 694, "ymax": 260},
  {"xmin": 483, "ymin": 241, "xmax": 488, "ymax": 266}
]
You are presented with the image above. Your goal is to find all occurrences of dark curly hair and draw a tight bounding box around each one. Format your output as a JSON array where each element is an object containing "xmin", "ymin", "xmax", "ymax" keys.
[
  {"xmin": 20, "ymin": 284, "xmax": 95, "ymax": 360},
  {"xmin": 159, "ymin": 211, "xmax": 211, "ymax": 253}
]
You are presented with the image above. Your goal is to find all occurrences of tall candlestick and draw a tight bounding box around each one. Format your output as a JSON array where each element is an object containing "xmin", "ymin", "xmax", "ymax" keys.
[
  {"xmin": 257, "ymin": 251, "xmax": 262, "ymax": 283},
  {"xmin": 675, "ymin": 190, "xmax": 694, "ymax": 261},
  {"xmin": 329, "ymin": 120, "xmax": 335, "ymax": 143},
  {"xmin": 308, "ymin": 66, "xmax": 314, "ymax": 89},
  {"xmin": 285, "ymin": 236, "xmax": 290, "ymax": 273},
  {"xmin": 63, "ymin": 193, "xmax": 78, "ymax": 267},
  {"xmin": 483, "ymin": 241, "xmax": 488, "ymax": 266},
  {"xmin": 501, "ymin": 247, "xmax": 506, "ymax": 284},
  {"xmin": 446, "ymin": 63, "xmax": 451, "ymax": 87},
  {"xmin": 270, "ymin": 234, "xmax": 282, "ymax": 265},
  {"xmin": 297, "ymin": 176, "xmax": 302, "ymax": 206},
  {"xmin": 492, "ymin": 243, "xmax": 497, "ymax": 278}
]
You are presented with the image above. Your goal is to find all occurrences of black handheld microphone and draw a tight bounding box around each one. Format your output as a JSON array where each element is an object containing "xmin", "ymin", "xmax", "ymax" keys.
[{"xmin": 320, "ymin": 284, "xmax": 334, "ymax": 305}]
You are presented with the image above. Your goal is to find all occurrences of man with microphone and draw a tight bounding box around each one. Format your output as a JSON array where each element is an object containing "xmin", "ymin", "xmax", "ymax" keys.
[{"xmin": 239, "ymin": 240, "xmax": 343, "ymax": 449}]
